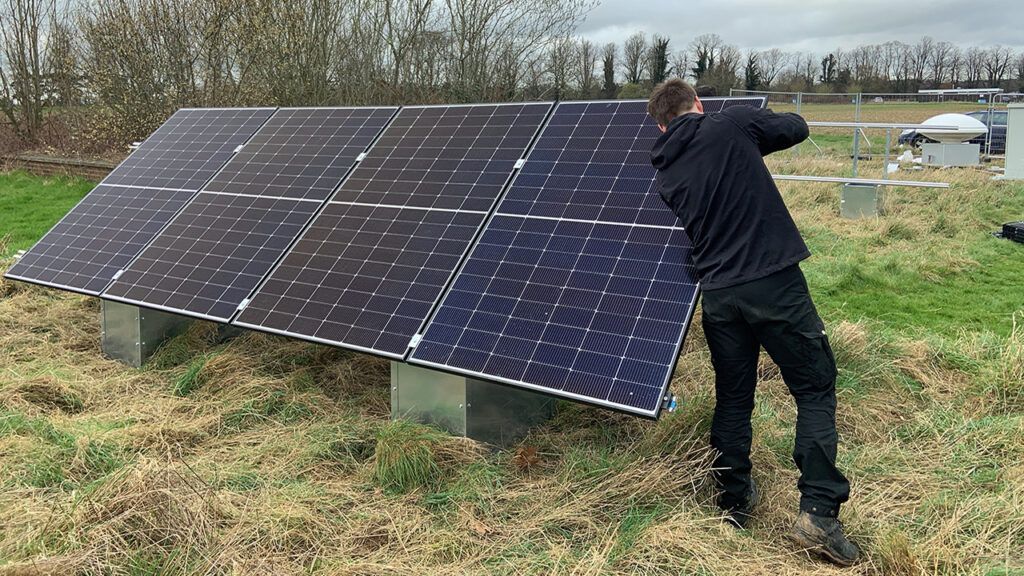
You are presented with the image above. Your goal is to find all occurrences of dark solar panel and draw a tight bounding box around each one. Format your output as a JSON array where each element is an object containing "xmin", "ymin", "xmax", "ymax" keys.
[
  {"xmin": 408, "ymin": 99, "xmax": 764, "ymax": 417},
  {"xmin": 235, "ymin": 103, "xmax": 553, "ymax": 357},
  {"xmin": 4, "ymin": 108, "xmax": 275, "ymax": 294},
  {"xmin": 204, "ymin": 107, "xmax": 397, "ymax": 201},
  {"xmin": 104, "ymin": 108, "xmax": 277, "ymax": 191},
  {"xmin": 699, "ymin": 96, "xmax": 768, "ymax": 114},
  {"xmin": 102, "ymin": 193, "xmax": 321, "ymax": 320},
  {"xmin": 103, "ymin": 107, "xmax": 397, "ymax": 321},
  {"xmin": 330, "ymin": 104, "xmax": 549, "ymax": 210},
  {"xmin": 5, "ymin": 185, "xmax": 207, "ymax": 294},
  {"xmin": 235, "ymin": 203, "xmax": 483, "ymax": 355}
]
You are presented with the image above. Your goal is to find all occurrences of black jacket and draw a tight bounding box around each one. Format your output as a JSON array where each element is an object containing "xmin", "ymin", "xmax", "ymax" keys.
[{"xmin": 651, "ymin": 106, "xmax": 810, "ymax": 290}]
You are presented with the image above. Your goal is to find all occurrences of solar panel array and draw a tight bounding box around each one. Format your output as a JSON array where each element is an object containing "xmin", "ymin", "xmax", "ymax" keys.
[
  {"xmin": 9, "ymin": 97, "xmax": 770, "ymax": 418},
  {"xmin": 235, "ymin": 103, "xmax": 552, "ymax": 357},
  {"xmin": 5, "ymin": 108, "xmax": 275, "ymax": 294},
  {"xmin": 103, "ymin": 107, "xmax": 397, "ymax": 321},
  {"xmin": 409, "ymin": 101, "xmax": 702, "ymax": 416}
]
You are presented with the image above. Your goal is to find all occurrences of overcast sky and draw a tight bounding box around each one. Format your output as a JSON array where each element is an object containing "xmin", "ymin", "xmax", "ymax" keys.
[{"xmin": 576, "ymin": 0, "xmax": 1024, "ymax": 54}]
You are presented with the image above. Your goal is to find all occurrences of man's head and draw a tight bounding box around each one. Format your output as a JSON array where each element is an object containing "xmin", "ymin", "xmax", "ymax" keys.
[
  {"xmin": 695, "ymin": 85, "xmax": 717, "ymax": 97},
  {"xmin": 648, "ymin": 78, "xmax": 702, "ymax": 132}
]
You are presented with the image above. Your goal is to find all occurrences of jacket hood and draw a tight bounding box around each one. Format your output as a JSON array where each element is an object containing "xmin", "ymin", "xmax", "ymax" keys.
[{"xmin": 650, "ymin": 113, "xmax": 702, "ymax": 170}]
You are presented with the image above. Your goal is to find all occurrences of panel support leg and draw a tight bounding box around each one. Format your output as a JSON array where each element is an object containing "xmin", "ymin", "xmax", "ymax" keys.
[
  {"xmin": 100, "ymin": 300, "xmax": 193, "ymax": 368},
  {"xmin": 390, "ymin": 361, "xmax": 555, "ymax": 447}
]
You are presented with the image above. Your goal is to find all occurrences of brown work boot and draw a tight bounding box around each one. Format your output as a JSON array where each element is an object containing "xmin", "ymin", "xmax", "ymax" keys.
[{"xmin": 788, "ymin": 511, "xmax": 860, "ymax": 567}]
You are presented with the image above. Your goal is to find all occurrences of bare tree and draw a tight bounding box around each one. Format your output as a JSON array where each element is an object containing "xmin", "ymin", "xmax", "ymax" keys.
[
  {"xmin": 0, "ymin": 0, "xmax": 56, "ymax": 140},
  {"xmin": 928, "ymin": 41, "xmax": 955, "ymax": 88},
  {"xmin": 910, "ymin": 36, "xmax": 933, "ymax": 89},
  {"xmin": 947, "ymin": 45, "xmax": 963, "ymax": 87},
  {"xmin": 546, "ymin": 36, "xmax": 574, "ymax": 100},
  {"xmin": 573, "ymin": 38, "xmax": 597, "ymax": 98},
  {"xmin": 442, "ymin": 0, "xmax": 589, "ymax": 102},
  {"xmin": 758, "ymin": 48, "xmax": 788, "ymax": 88},
  {"xmin": 790, "ymin": 51, "xmax": 817, "ymax": 90},
  {"xmin": 668, "ymin": 49, "xmax": 688, "ymax": 81},
  {"xmin": 703, "ymin": 43, "xmax": 740, "ymax": 93},
  {"xmin": 964, "ymin": 46, "xmax": 985, "ymax": 87},
  {"xmin": 621, "ymin": 32, "xmax": 646, "ymax": 85},
  {"xmin": 1016, "ymin": 52, "xmax": 1024, "ymax": 88},
  {"xmin": 983, "ymin": 45, "xmax": 1013, "ymax": 87}
]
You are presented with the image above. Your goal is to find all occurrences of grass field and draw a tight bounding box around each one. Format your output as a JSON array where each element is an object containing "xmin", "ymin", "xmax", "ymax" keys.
[
  {"xmin": 0, "ymin": 172, "xmax": 94, "ymax": 256},
  {"xmin": 0, "ymin": 117, "xmax": 1023, "ymax": 575}
]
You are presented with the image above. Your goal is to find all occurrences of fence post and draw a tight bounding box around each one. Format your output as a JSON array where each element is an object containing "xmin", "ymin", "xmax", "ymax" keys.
[{"xmin": 794, "ymin": 92, "xmax": 803, "ymax": 157}]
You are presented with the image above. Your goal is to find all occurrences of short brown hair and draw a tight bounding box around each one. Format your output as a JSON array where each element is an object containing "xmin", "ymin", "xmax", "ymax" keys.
[
  {"xmin": 695, "ymin": 85, "xmax": 717, "ymax": 97},
  {"xmin": 647, "ymin": 78, "xmax": 697, "ymax": 127}
]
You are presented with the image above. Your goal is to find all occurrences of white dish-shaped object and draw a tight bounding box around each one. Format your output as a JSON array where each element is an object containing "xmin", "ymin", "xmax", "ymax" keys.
[{"xmin": 919, "ymin": 113, "xmax": 988, "ymax": 143}]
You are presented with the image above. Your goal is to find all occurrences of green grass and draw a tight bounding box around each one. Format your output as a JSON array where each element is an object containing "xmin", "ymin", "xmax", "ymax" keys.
[
  {"xmin": 807, "ymin": 234, "xmax": 1024, "ymax": 339},
  {"xmin": 0, "ymin": 170, "xmax": 94, "ymax": 255}
]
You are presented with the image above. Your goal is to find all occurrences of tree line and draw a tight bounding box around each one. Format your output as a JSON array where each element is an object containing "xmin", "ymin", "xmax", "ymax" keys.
[{"xmin": 1, "ymin": 0, "xmax": 1022, "ymax": 152}]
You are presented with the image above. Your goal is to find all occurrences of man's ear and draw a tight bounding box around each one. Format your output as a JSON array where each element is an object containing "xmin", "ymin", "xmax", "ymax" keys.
[
  {"xmin": 658, "ymin": 124, "xmax": 667, "ymax": 133},
  {"xmin": 695, "ymin": 96, "xmax": 704, "ymax": 113}
]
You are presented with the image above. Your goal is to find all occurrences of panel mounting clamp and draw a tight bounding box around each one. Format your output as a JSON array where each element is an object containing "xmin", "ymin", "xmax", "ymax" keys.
[
  {"xmin": 112, "ymin": 269, "xmax": 125, "ymax": 280},
  {"xmin": 514, "ymin": 159, "xmax": 526, "ymax": 170},
  {"xmin": 237, "ymin": 298, "xmax": 251, "ymax": 311},
  {"xmin": 356, "ymin": 153, "xmax": 367, "ymax": 162},
  {"xmin": 662, "ymin": 393, "xmax": 677, "ymax": 413},
  {"xmin": 409, "ymin": 333, "xmax": 423, "ymax": 348}
]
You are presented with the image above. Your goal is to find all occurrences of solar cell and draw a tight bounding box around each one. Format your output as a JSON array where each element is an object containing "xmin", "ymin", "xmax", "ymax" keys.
[
  {"xmin": 410, "ymin": 98, "xmax": 766, "ymax": 417},
  {"xmin": 4, "ymin": 108, "xmax": 275, "ymax": 295},
  {"xmin": 235, "ymin": 103, "xmax": 553, "ymax": 357},
  {"xmin": 103, "ymin": 107, "xmax": 397, "ymax": 321}
]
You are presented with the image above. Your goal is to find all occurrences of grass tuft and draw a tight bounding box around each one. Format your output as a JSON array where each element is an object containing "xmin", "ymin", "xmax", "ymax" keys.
[{"xmin": 372, "ymin": 419, "xmax": 445, "ymax": 493}]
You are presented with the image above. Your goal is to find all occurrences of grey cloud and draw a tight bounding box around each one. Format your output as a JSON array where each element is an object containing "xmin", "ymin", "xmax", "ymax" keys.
[{"xmin": 576, "ymin": 0, "xmax": 1024, "ymax": 53}]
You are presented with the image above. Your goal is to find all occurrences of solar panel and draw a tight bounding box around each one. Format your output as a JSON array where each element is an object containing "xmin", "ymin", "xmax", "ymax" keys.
[
  {"xmin": 104, "ymin": 108, "xmax": 279, "ymax": 192},
  {"xmin": 235, "ymin": 103, "xmax": 553, "ymax": 358},
  {"xmin": 102, "ymin": 107, "xmax": 397, "ymax": 321},
  {"xmin": 699, "ymin": 96, "xmax": 768, "ymax": 114},
  {"xmin": 409, "ymin": 99, "xmax": 771, "ymax": 417},
  {"xmin": 410, "ymin": 215, "xmax": 698, "ymax": 415},
  {"xmin": 4, "ymin": 108, "xmax": 275, "ymax": 295}
]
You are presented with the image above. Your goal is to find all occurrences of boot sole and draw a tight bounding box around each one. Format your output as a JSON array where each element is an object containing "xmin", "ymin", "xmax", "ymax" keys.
[{"xmin": 787, "ymin": 532, "xmax": 857, "ymax": 567}]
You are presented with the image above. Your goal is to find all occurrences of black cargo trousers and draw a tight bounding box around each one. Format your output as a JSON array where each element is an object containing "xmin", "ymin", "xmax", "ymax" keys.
[{"xmin": 700, "ymin": 264, "xmax": 850, "ymax": 518}]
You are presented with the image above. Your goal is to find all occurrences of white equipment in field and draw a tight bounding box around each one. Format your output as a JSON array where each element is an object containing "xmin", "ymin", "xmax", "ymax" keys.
[{"xmin": 919, "ymin": 113, "xmax": 987, "ymax": 167}]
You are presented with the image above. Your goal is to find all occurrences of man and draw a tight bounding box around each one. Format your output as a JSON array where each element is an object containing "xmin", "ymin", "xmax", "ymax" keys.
[{"xmin": 647, "ymin": 78, "xmax": 859, "ymax": 567}]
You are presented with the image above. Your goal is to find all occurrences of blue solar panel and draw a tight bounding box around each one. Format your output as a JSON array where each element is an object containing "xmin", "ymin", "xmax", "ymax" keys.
[
  {"xmin": 411, "ymin": 215, "xmax": 698, "ymax": 414},
  {"xmin": 407, "ymin": 99, "xmax": 767, "ymax": 417},
  {"xmin": 494, "ymin": 101, "xmax": 677, "ymax": 227}
]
